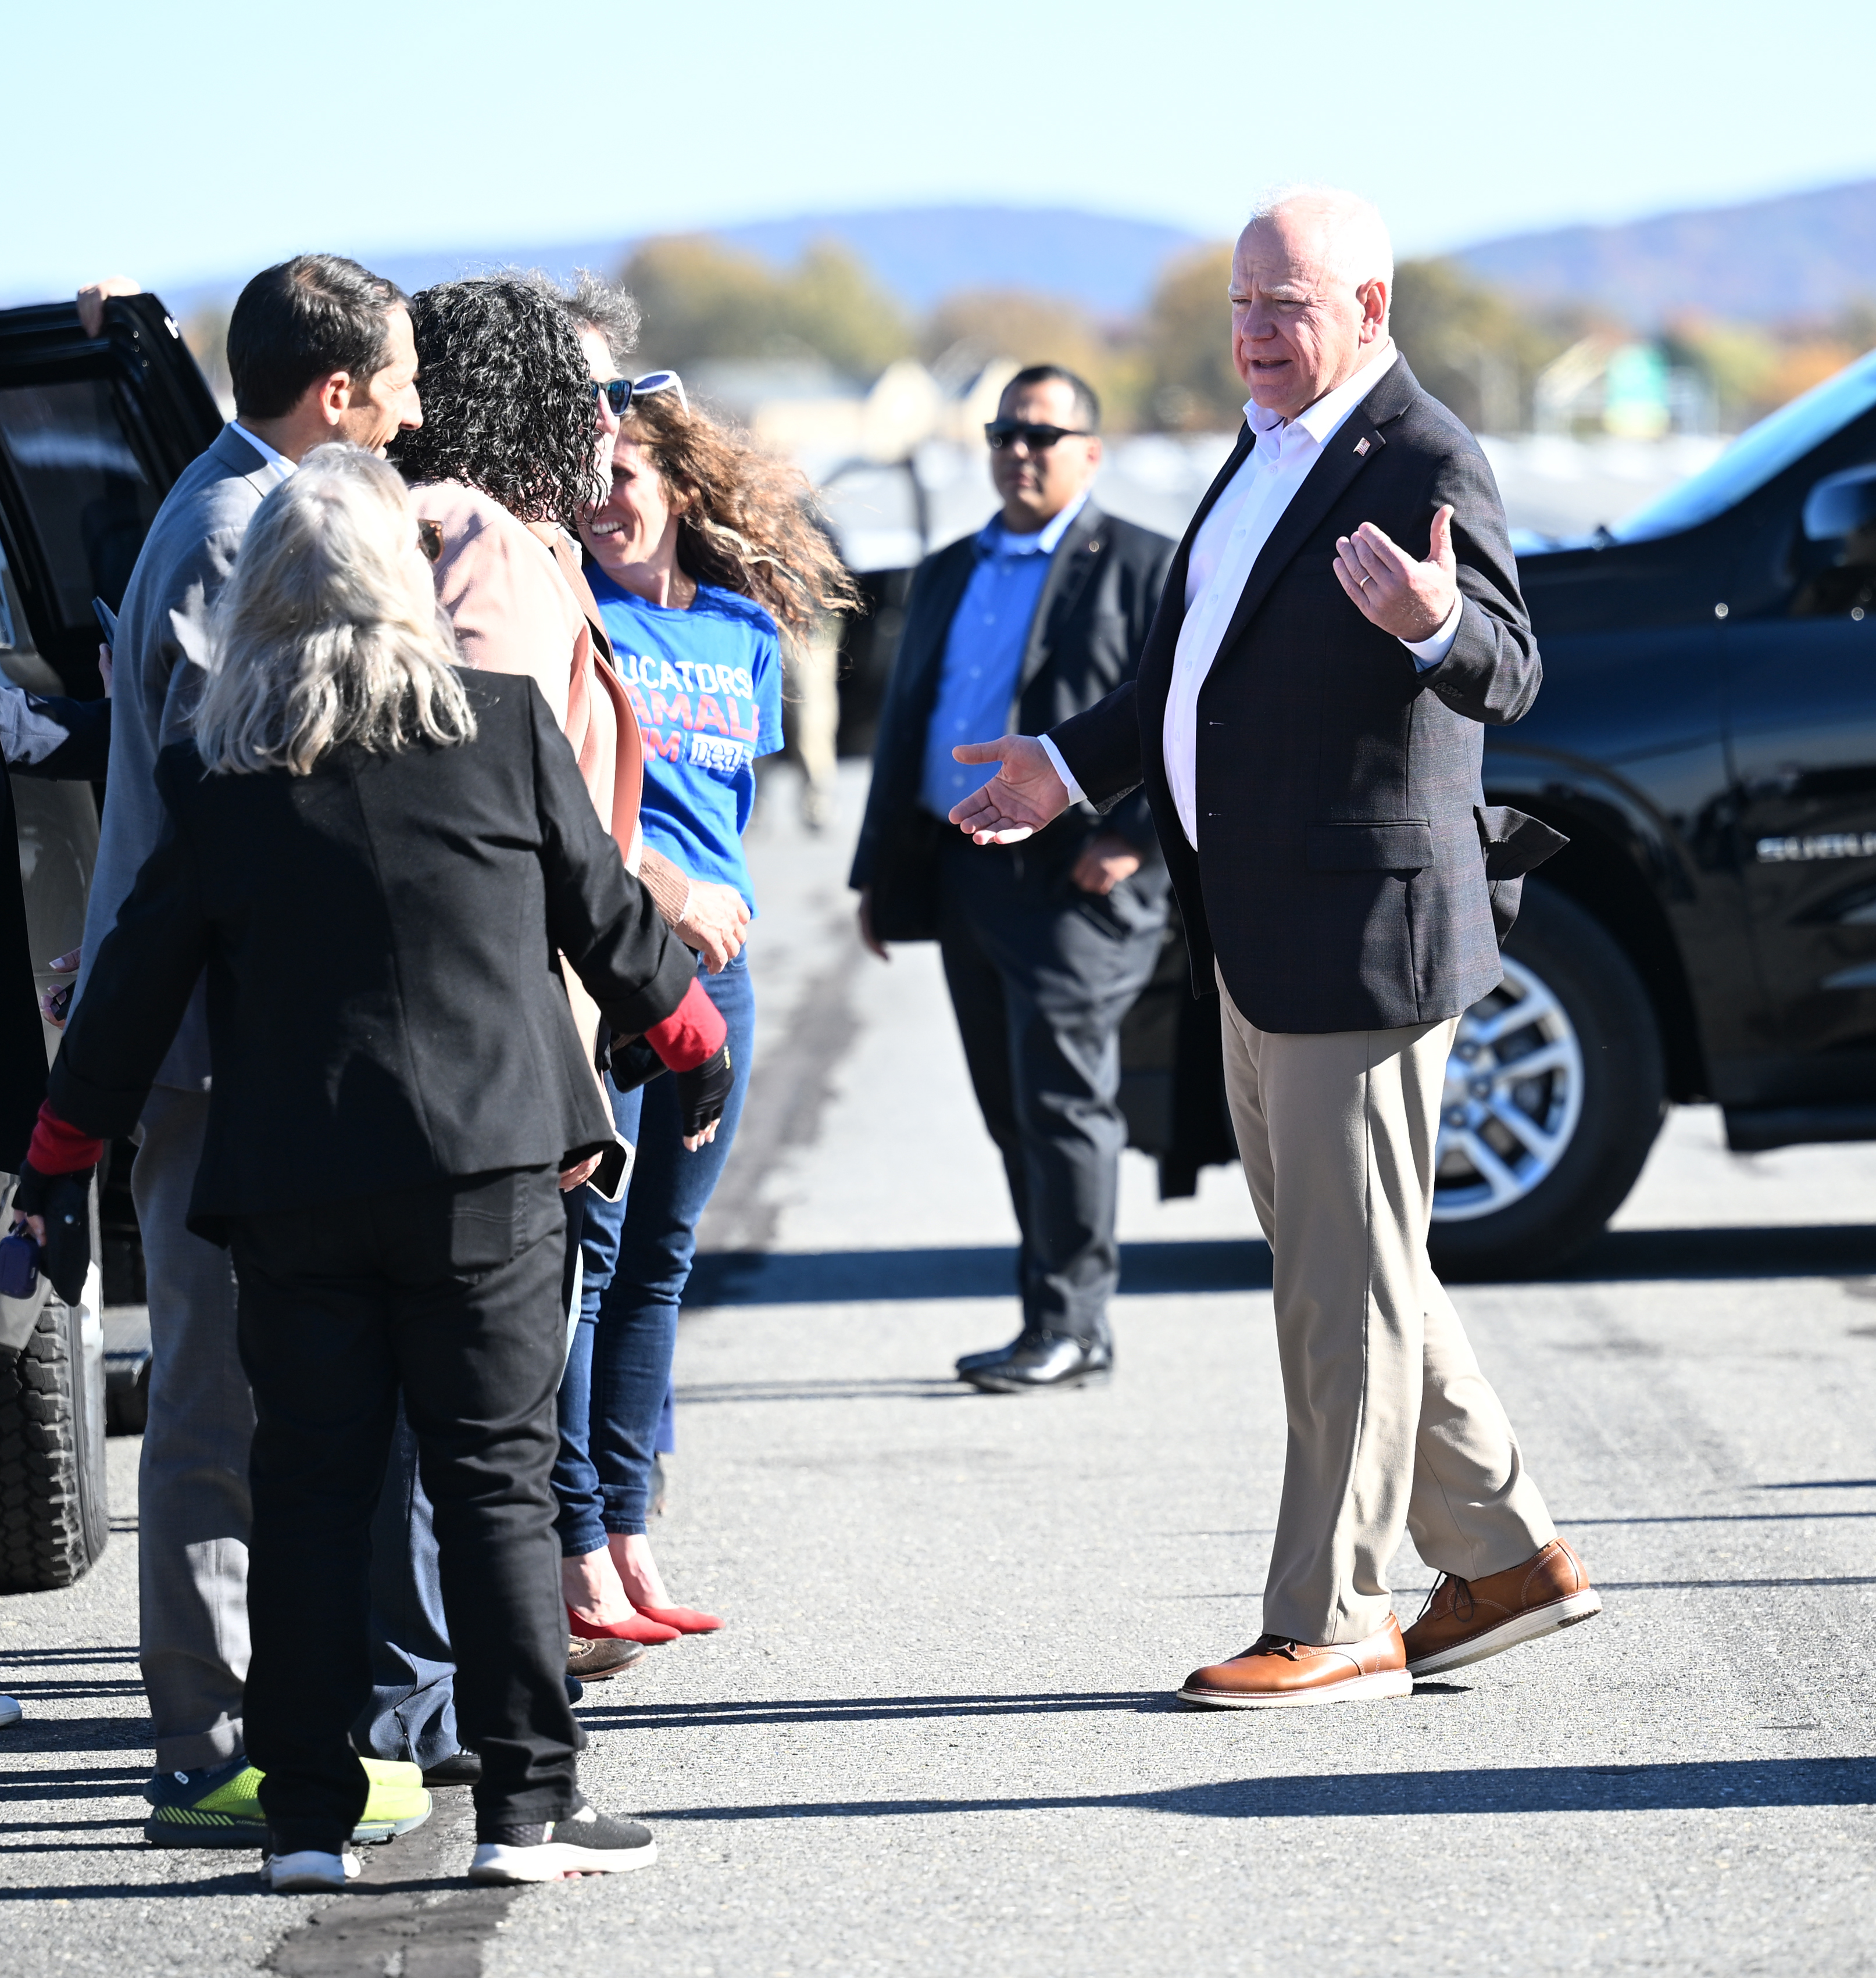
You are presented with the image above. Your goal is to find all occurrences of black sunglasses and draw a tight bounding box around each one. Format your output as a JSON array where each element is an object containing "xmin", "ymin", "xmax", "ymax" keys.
[
  {"xmin": 584, "ymin": 371, "xmax": 687, "ymax": 419},
  {"xmin": 416, "ymin": 518, "xmax": 444, "ymax": 565},
  {"xmin": 984, "ymin": 420, "xmax": 1095, "ymax": 451}
]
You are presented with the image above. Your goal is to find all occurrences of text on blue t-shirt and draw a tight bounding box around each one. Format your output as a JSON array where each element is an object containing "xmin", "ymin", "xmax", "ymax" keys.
[{"xmin": 586, "ymin": 566, "xmax": 784, "ymax": 914}]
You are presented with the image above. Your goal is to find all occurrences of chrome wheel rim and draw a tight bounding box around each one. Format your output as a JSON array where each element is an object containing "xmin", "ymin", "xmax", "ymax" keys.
[{"xmin": 1432, "ymin": 956, "xmax": 1584, "ymax": 1222}]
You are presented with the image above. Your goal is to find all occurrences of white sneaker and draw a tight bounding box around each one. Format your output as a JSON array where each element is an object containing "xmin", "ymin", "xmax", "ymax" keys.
[
  {"xmin": 263, "ymin": 1848, "xmax": 362, "ymax": 1893},
  {"xmin": 469, "ymin": 1800, "xmax": 656, "ymax": 1883},
  {"xmin": 0, "ymin": 1695, "xmax": 22, "ymax": 1730}
]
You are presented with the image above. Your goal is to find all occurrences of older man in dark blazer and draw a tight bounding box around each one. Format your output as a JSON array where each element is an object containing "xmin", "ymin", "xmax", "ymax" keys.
[
  {"xmin": 951, "ymin": 193, "xmax": 1600, "ymax": 1703},
  {"xmin": 852, "ymin": 366, "xmax": 1174, "ymax": 1392}
]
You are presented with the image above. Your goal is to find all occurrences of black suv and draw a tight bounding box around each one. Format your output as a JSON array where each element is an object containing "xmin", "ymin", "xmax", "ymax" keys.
[
  {"xmin": 1115, "ymin": 348, "xmax": 1876, "ymax": 1276},
  {"xmin": 0, "ymin": 292, "xmax": 221, "ymax": 1589}
]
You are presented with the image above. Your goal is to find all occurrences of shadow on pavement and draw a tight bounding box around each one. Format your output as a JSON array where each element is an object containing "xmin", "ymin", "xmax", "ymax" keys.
[
  {"xmin": 0, "ymin": 1716, "xmax": 155, "ymax": 1754},
  {"xmin": 689, "ymin": 1243, "xmax": 1271, "ymax": 1307},
  {"xmin": 689, "ymin": 1226, "xmax": 1876, "ymax": 1308},
  {"xmin": 583, "ymin": 1690, "xmax": 1170, "ymax": 1729},
  {"xmin": 675, "ymin": 1375, "xmax": 969, "ymax": 1405},
  {"xmin": 0, "ymin": 1869, "xmax": 260, "ymax": 1901},
  {"xmin": 639, "ymin": 1756, "xmax": 1876, "ymax": 1820}
]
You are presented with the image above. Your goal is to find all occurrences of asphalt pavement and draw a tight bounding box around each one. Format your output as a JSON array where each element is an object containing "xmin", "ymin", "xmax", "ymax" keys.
[{"xmin": 3, "ymin": 760, "xmax": 1874, "ymax": 1977}]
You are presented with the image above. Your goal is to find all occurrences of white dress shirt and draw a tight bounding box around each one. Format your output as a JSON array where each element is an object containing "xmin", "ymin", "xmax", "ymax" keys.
[
  {"xmin": 230, "ymin": 422, "xmax": 296, "ymax": 479},
  {"xmin": 1041, "ymin": 341, "xmax": 1462, "ymax": 847}
]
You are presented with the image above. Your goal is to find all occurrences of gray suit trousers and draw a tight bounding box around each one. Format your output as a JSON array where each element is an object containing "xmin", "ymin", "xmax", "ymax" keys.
[
  {"xmin": 1216, "ymin": 969, "xmax": 1555, "ymax": 1646},
  {"xmin": 134, "ymin": 1085, "xmax": 252, "ymax": 1769}
]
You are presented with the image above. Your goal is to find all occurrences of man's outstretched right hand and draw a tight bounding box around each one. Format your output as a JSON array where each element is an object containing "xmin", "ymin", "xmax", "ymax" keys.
[{"xmin": 946, "ymin": 735, "xmax": 1070, "ymax": 845}]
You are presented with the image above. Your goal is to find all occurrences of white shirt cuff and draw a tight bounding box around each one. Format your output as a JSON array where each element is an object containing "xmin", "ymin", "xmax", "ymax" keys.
[
  {"xmin": 1037, "ymin": 732, "xmax": 1086, "ymax": 806},
  {"xmin": 1401, "ymin": 595, "xmax": 1464, "ymax": 670}
]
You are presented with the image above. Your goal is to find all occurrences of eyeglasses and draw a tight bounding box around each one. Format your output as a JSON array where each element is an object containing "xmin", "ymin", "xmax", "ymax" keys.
[
  {"xmin": 984, "ymin": 420, "xmax": 1095, "ymax": 452},
  {"xmin": 587, "ymin": 370, "xmax": 691, "ymax": 418},
  {"xmin": 416, "ymin": 518, "xmax": 443, "ymax": 565}
]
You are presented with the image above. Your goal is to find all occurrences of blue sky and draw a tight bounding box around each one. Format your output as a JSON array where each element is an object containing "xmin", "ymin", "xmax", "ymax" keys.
[{"xmin": 5, "ymin": 0, "xmax": 1873, "ymax": 301}]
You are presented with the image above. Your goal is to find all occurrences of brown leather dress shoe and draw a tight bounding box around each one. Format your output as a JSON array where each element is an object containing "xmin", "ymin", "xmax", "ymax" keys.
[
  {"xmin": 1403, "ymin": 1537, "xmax": 1601, "ymax": 1676},
  {"xmin": 1176, "ymin": 1615, "xmax": 1412, "ymax": 1709}
]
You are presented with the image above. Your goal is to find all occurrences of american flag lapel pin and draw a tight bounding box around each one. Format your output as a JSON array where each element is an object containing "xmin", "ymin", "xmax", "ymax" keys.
[{"xmin": 1354, "ymin": 437, "xmax": 1370, "ymax": 456}]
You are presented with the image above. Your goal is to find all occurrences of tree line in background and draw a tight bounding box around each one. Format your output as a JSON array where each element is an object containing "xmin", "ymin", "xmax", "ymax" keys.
[
  {"xmin": 180, "ymin": 235, "xmax": 1876, "ymax": 439},
  {"xmin": 617, "ymin": 233, "xmax": 1876, "ymax": 438}
]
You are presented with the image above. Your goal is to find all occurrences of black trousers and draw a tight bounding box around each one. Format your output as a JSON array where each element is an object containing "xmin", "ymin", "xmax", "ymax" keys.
[
  {"xmin": 936, "ymin": 831, "xmax": 1167, "ymax": 1346},
  {"xmin": 230, "ymin": 1166, "xmax": 577, "ymax": 1852}
]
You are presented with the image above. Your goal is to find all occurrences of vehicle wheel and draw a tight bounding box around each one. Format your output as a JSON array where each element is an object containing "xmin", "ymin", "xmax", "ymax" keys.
[
  {"xmin": 1428, "ymin": 881, "xmax": 1666, "ymax": 1280},
  {"xmin": 0, "ymin": 1290, "xmax": 110, "ymax": 1591}
]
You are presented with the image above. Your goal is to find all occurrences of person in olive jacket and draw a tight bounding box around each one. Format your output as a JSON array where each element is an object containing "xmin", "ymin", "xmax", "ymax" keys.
[{"xmin": 10, "ymin": 448, "xmax": 731, "ymax": 1893}]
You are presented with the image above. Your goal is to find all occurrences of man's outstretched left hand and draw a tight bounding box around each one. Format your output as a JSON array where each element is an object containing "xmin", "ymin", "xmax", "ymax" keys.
[{"xmin": 1334, "ymin": 503, "xmax": 1457, "ymax": 642}]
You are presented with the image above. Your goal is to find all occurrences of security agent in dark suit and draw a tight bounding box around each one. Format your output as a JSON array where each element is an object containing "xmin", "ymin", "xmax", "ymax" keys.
[
  {"xmin": 951, "ymin": 195, "xmax": 1599, "ymax": 1709},
  {"xmin": 851, "ymin": 367, "xmax": 1174, "ymax": 1393}
]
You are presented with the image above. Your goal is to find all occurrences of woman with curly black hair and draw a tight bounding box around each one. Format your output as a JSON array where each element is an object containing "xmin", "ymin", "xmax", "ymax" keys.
[
  {"xmin": 552, "ymin": 380, "xmax": 856, "ymax": 1648},
  {"xmin": 368, "ymin": 280, "xmax": 731, "ymax": 1763}
]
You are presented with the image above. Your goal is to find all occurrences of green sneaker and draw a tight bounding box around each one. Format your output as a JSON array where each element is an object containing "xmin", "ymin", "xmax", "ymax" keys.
[{"xmin": 144, "ymin": 1757, "xmax": 431, "ymax": 1848}]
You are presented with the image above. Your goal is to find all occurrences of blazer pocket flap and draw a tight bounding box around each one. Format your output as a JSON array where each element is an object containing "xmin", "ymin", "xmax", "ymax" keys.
[
  {"xmin": 1475, "ymin": 805, "xmax": 1570, "ymax": 879},
  {"xmin": 1305, "ymin": 821, "xmax": 1434, "ymax": 871}
]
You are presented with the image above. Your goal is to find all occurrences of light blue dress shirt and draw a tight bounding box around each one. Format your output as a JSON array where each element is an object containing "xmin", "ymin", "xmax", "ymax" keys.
[{"xmin": 919, "ymin": 491, "xmax": 1091, "ymax": 818}]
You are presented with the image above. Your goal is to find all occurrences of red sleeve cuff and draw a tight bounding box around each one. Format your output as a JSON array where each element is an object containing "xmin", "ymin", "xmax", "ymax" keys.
[
  {"xmin": 27, "ymin": 1101, "xmax": 105, "ymax": 1176},
  {"xmin": 642, "ymin": 977, "xmax": 726, "ymax": 1072}
]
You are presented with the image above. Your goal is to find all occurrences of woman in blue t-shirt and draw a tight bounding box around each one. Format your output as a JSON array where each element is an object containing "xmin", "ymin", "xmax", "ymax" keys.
[{"xmin": 557, "ymin": 375, "xmax": 855, "ymax": 1643}]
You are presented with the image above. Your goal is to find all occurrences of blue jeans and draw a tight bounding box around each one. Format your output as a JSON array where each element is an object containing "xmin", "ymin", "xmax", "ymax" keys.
[
  {"xmin": 352, "ymin": 1403, "xmax": 457, "ymax": 1771},
  {"xmin": 555, "ymin": 953, "xmax": 754, "ymax": 1553}
]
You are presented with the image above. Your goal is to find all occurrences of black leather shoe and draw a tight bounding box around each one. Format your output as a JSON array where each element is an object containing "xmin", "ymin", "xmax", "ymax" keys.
[
  {"xmin": 955, "ymin": 1330, "xmax": 1043, "ymax": 1376},
  {"xmin": 422, "ymin": 1750, "xmax": 482, "ymax": 1787},
  {"xmin": 960, "ymin": 1334, "xmax": 1112, "ymax": 1393}
]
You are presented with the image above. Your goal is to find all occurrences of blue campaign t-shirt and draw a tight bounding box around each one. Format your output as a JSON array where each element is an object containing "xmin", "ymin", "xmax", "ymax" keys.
[{"xmin": 587, "ymin": 566, "xmax": 784, "ymax": 913}]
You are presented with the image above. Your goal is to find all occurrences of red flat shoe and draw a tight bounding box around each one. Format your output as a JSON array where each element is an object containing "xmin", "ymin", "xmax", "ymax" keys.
[
  {"xmin": 567, "ymin": 1604, "xmax": 679, "ymax": 1644},
  {"xmin": 632, "ymin": 1603, "xmax": 723, "ymax": 1634}
]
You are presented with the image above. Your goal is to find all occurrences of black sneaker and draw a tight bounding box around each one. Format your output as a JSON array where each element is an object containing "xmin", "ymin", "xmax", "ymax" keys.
[
  {"xmin": 421, "ymin": 1750, "xmax": 483, "ymax": 1788},
  {"xmin": 469, "ymin": 1797, "xmax": 657, "ymax": 1883}
]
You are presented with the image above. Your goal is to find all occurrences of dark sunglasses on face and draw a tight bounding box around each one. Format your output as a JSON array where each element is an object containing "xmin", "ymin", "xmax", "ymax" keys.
[
  {"xmin": 585, "ymin": 370, "xmax": 689, "ymax": 419},
  {"xmin": 984, "ymin": 420, "xmax": 1095, "ymax": 452},
  {"xmin": 416, "ymin": 518, "xmax": 444, "ymax": 564}
]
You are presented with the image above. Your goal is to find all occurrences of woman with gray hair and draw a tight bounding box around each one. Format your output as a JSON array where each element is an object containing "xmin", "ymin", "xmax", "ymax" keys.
[{"xmin": 9, "ymin": 444, "xmax": 731, "ymax": 1892}]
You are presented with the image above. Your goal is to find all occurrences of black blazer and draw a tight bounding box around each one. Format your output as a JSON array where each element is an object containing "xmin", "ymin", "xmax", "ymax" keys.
[
  {"xmin": 850, "ymin": 501, "xmax": 1175, "ymax": 939},
  {"xmin": 1052, "ymin": 359, "xmax": 1559, "ymax": 1034},
  {"xmin": 49, "ymin": 671, "xmax": 694, "ymax": 1240}
]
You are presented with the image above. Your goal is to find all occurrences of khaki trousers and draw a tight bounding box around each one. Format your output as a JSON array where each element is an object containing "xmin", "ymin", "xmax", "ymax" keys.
[{"xmin": 1217, "ymin": 969, "xmax": 1555, "ymax": 1645}]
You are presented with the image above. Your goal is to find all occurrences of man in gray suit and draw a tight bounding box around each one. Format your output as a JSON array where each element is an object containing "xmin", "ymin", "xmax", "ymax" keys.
[
  {"xmin": 950, "ymin": 191, "xmax": 1600, "ymax": 1709},
  {"xmin": 76, "ymin": 256, "xmax": 420, "ymax": 1838}
]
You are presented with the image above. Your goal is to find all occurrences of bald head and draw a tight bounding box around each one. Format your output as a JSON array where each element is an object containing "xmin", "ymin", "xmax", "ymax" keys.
[{"xmin": 1230, "ymin": 188, "xmax": 1393, "ymax": 421}]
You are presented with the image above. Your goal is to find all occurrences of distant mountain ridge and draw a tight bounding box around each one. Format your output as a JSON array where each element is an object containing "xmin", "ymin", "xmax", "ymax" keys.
[
  {"xmin": 117, "ymin": 180, "xmax": 1876, "ymax": 334},
  {"xmin": 332, "ymin": 206, "xmax": 1200, "ymax": 321},
  {"xmin": 1455, "ymin": 178, "xmax": 1876, "ymax": 326}
]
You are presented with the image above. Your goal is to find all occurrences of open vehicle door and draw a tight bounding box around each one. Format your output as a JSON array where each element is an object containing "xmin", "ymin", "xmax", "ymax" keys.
[{"xmin": 0, "ymin": 289, "xmax": 222, "ymax": 1591}]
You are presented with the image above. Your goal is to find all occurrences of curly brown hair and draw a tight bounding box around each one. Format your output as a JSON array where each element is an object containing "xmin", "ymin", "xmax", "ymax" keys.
[{"xmin": 606, "ymin": 392, "xmax": 857, "ymax": 636}]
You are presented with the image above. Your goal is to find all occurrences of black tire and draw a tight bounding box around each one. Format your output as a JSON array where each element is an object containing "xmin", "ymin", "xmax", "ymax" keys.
[
  {"xmin": 1429, "ymin": 881, "xmax": 1666, "ymax": 1281},
  {"xmin": 0, "ymin": 1290, "xmax": 110, "ymax": 1591}
]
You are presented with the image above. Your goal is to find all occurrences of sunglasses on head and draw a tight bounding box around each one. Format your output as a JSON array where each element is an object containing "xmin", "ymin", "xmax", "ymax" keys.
[
  {"xmin": 587, "ymin": 370, "xmax": 691, "ymax": 417},
  {"xmin": 984, "ymin": 420, "xmax": 1094, "ymax": 452}
]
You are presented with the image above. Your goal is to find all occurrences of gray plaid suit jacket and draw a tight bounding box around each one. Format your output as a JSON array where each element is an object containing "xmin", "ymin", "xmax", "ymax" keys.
[{"xmin": 74, "ymin": 424, "xmax": 284, "ymax": 1087}]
